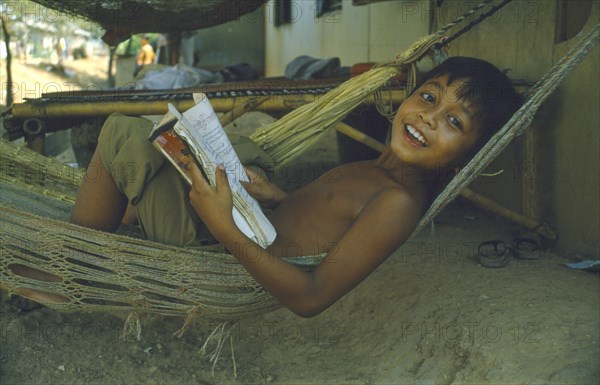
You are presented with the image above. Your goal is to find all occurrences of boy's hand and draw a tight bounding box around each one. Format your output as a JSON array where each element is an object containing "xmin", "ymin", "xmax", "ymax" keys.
[
  {"xmin": 188, "ymin": 163, "xmax": 236, "ymax": 238},
  {"xmin": 242, "ymin": 166, "xmax": 288, "ymax": 209}
]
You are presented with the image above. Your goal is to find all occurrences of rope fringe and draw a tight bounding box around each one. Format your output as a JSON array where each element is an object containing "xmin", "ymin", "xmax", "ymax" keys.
[
  {"xmin": 123, "ymin": 312, "xmax": 142, "ymax": 341},
  {"xmin": 199, "ymin": 321, "xmax": 237, "ymax": 377}
]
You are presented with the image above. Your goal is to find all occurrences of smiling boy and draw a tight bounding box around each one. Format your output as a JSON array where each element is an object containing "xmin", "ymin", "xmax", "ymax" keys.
[{"xmin": 72, "ymin": 57, "xmax": 520, "ymax": 317}]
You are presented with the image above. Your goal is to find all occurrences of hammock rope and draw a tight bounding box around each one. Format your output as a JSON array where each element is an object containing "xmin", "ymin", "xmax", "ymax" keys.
[{"xmin": 434, "ymin": 0, "xmax": 513, "ymax": 48}]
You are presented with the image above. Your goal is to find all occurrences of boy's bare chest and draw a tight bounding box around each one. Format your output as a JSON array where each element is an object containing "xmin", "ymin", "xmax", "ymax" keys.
[
  {"xmin": 269, "ymin": 162, "xmax": 406, "ymax": 254},
  {"xmin": 283, "ymin": 162, "xmax": 399, "ymax": 218}
]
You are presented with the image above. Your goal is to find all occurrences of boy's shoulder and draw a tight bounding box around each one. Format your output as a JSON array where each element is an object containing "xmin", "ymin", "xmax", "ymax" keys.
[
  {"xmin": 332, "ymin": 161, "xmax": 424, "ymax": 240},
  {"xmin": 326, "ymin": 160, "xmax": 426, "ymax": 208}
]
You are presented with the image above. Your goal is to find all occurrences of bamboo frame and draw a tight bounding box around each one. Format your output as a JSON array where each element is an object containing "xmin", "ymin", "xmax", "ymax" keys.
[{"xmin": 8, "ymin": 91, "xmax": 408, "ymax": 119}]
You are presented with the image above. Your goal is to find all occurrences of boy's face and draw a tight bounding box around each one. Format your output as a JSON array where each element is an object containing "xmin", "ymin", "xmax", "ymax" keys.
[{"xmin": 390, "ymin": 74, "xmax": 480, "ymax": 171}]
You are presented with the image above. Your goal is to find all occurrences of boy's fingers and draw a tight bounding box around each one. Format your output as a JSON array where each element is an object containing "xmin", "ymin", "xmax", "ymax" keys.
[
  {"xmin": 244, "ymin": 165, "xmax": 267, "ymax": 184},
  {"xmin": 188, "ymin": 162, "xmax": 207, "ymax": 186},
  {"xmin": 243, "ymin": 166, "xmax": 258, "ymax": 183},
  {"xmin": 215, "ymin": 164, "xmax": 231, "ymax": 193}
]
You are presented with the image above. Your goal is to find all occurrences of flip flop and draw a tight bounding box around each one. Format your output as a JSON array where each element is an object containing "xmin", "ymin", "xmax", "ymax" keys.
[
  {"xmin": 511, "ymin": 237, "xmax": 540, "ymax": 260},
  {"xmin": 477, "ymin": 240, "xmax": 511, "ymax": 268}
]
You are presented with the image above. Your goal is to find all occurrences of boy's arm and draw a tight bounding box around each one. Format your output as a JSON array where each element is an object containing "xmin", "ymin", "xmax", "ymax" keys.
[{"xmin": 189, "ymin": 164, "xmax": 420, "ymax": 317}]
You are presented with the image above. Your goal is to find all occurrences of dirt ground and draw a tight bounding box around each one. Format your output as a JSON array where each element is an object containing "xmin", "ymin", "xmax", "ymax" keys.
[
  {"xmin": 1, "ymin": 54, "xmax": 110, "ymax": 106},
  {"xmin": 1, "ymin": 57, "xmax": 599, "ymax": 385}
]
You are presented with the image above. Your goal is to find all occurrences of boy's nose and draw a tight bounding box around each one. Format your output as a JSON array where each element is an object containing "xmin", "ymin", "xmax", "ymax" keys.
[
  {"xmin": 419, "ymin": 104, "xmax": 446, "ymax": 130},
  {"xmin": 418, "ymin": 111, "xmax": 437, "ymax": 130}
]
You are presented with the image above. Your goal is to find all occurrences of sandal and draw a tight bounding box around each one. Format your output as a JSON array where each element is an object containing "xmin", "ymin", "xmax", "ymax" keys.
[
  {"xmin": 511, "ymin": 237, "xmax": 540, "ymax": 260},
  {"xmin": 477, "ymin": 240, "xmax": 511, "ymax": 268},
  {"xmin": 477, "ymin": 237, "xmax": 542, "ymax": 268}
]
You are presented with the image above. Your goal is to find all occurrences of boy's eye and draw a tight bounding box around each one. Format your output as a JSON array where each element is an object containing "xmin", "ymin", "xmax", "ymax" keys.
[
  {"xmin": 421, "ymin": 92, "xmax": 435, "ymax": 103},
  {"xmin": 449, "ymin": 116, "xmax": 463, "ymax": 130}
]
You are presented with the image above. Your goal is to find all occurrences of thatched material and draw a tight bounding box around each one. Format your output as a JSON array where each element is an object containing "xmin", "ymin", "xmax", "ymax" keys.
[{"xmin": 31, "ymin": 0, "xmax": 267, "ymax": 45}]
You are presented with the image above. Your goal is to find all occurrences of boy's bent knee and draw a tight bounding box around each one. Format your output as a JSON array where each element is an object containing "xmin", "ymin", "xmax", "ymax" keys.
[{"xmin": 96, "ymin": 113, "xmax": 162, "ymax": 204}]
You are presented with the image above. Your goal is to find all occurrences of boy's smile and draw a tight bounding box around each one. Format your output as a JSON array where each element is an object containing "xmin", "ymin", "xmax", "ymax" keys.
[
  {"xmin": 390, "ymin": 74, "xmax": 480, "ymax": 171},
  {"xmin": 404, "ymin": 123, "xmax": 429, "ymax": 147}
]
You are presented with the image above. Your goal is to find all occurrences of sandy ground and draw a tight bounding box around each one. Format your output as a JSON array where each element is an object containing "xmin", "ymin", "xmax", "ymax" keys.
[
  {"xmin": 1, "ymin": 57, "xmax": 599, "ymax": 384},
  {"xmin": 1, "ymin": 54, "xmax": 111, "ymax": 163},
  {"xmin": 1, "ymin": 54, "xmax": 110, "ymax": 105}
]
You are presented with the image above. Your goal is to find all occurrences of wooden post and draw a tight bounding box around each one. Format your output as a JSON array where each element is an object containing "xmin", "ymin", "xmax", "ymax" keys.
[
  {"xmin": 23, "ymin": 118, "xmax": 45, "ymax": 154},
  {"xmin": 1, "ymin": 15, "xmax": 14, "ymax": 108},
  {"xmin": 521, "ymin": 121, "xmax": 540, "ymax": 220},
  {"xmin": 25, "ymin": 134, "xmax": 45, "ymax": 154},
  {"xmin": 107, "ymin": 46, "xmax": 116, "ymax": 88}
]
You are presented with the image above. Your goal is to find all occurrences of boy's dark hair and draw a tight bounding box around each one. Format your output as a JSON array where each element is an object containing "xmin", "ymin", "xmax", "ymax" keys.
[{"xmin": 413, "ymin": 56, "xmax": 522, "ymax": 162}]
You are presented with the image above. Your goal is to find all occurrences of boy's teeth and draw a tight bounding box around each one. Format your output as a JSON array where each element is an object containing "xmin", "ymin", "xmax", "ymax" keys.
[{"xmin": 406, "ymin": 125, "xmax": 428, "ymax": 146}]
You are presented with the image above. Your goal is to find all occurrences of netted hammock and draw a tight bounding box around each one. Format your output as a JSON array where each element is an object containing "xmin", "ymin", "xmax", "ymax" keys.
[
  {"xmin": 31, "ymin": 0, "xmax": 267, "ymax": 45},
  {"xmin": 1, "ymin": 3, "xmax": 598, "ymax": 321}
]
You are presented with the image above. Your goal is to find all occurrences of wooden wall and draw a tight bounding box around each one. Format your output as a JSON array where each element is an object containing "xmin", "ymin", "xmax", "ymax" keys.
[
  {"xmin": 432, "ymin": 0, "xmax": 599, "ymax": 254},
  {"xmin": 264, "ymin": 0, "xmax": 430, "ymax": 76},
  {"xmin": 548, "ymin": 1, "xmax": 599, "ymax": 254},
  {"xmin": 192, "ymin": 14, "xmax": 265, "ymax": 73}
]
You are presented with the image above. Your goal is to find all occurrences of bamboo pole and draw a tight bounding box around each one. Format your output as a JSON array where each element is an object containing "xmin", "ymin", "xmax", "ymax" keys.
[
  {"xmin": 218, "ymin": 96, "xmax": 270, "ymax": 126},
  {"xmin": 8, "ymin": 91, "xmax": 408, "ymax": 119},
  {"xmin": 335, "ymin": 122, "xmax": 386, "ymax": 153},
  {"xmin": 460, "ymin": 188, "xmax": 556, "ymax": 239}
]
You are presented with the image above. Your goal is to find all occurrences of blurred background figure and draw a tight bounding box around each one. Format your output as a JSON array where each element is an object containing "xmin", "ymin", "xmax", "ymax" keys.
[
  {"xmin": 54, "ymin": 37, "xmax": 67, "ymax": 65},
  {"xmin": 134, "ymin": 35, "xmax": 155, "ymax": 76}
]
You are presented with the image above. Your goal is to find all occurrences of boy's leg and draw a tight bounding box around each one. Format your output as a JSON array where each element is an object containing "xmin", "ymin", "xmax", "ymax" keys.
[
  {"xmin": 71, "ymin": 147, "xmax": 128, "ymax": 232},
  {"xmin": 122, "ymin": 202, "xmax": 139, "ymax": 225},
  {"xmin": 71, "ymin": 112, "xmax": 214, "ymax": 247}
]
